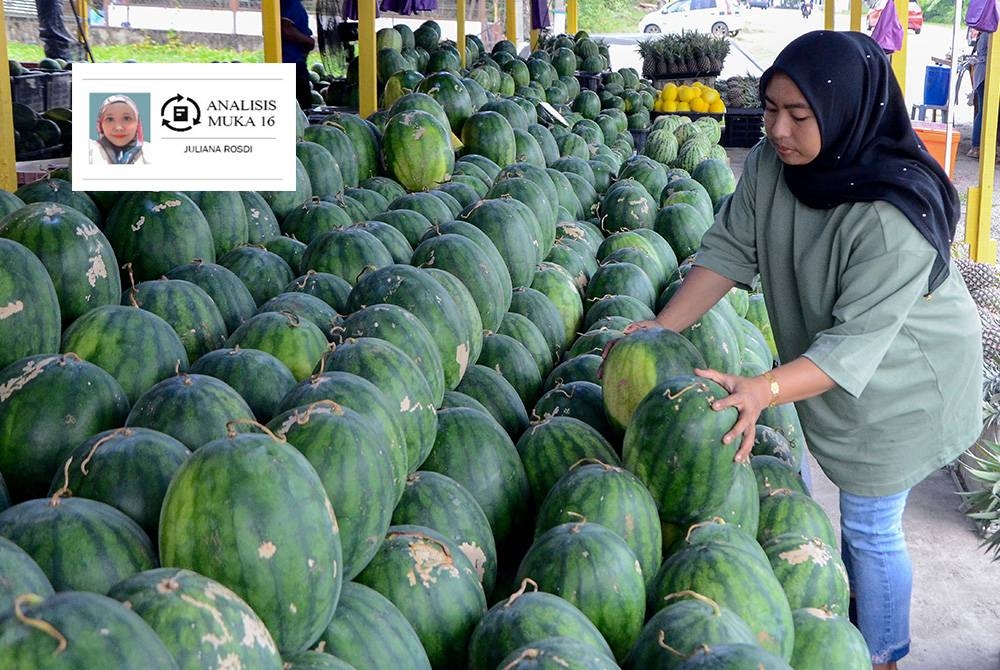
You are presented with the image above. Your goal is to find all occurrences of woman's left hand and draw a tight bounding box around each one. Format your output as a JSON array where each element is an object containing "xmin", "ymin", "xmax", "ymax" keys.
[{"xmin": 694, "ymin": 367, "xmax": 770, "ymax": 464}]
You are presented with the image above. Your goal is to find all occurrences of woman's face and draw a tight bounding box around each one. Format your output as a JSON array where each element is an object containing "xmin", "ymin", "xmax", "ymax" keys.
[
  {"xmin": 763, "ymin": 73, "xmax": 821, "ymax": 165},
  {"xmin": 100, "ymin": 102, "xmax": 138, "ymax": 147}
]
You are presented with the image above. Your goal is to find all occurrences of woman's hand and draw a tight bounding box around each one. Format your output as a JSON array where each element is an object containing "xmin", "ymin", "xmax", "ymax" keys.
[
  {"xmin": 622, "ymin": 319, "xmax": 661, "ymax": 335},
  {"xmin": 694, "ymin": 367, "xmax": 771, "ymax": 464}
]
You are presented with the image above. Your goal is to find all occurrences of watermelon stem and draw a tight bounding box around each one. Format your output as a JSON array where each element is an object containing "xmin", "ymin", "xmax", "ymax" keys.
[
  {"xmin": 122, "ymin": 262, "xmax": 137, "ymax": 295},
  {"xmin": 505, "ymin": 578, "xmax": 539, "ymax": 606},
  {"xmin": 80, "ymin": 428, "xmax": 130, "ymax": 475},
  {"xmin": 662, "ymin": 590, "xmax": 723, "ymax": 617},
  {"xmin": 683, "ymin": 517, "xmax": 728, "ymax": 543},
  {"xmin": 225, "ymin": 418, "xmax": 284, "ymax": 442},
  {"xmin": 656, "ymin": 630, "xmax": 685, "ymax": 657},
  {"xmin": 49, "ymin": 458, "xmax": 74, "ymax": 506},
  {"xmin": 14, "ymin": 594, "xmax": 68, "ymax": 654}
]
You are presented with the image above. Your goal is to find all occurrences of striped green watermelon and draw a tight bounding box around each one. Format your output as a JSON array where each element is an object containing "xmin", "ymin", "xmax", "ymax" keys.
[
  {"xmin": 241, "ymin": 190, "xmax": 282, "ymax": 243},
  {"xmin": 467, "ymin": 580, "xmax": 614, "ymax": 670},
  {"xmin": 226, "ymin": 311, "xmax": 328, "ymax": 382},
  {"xmin": 757, "ymin": 488, "xmax": 838, "ymax": 550},
  {"xmin": 0, "ymin": 353, "xmax": 129, "ymax": 502},
  {"xmin": 107, "ymin": 567, "xmax": 282, "ymax": 669},
  {"xmin": 125, "ymin": 373, "xmax": 255, "ymax": 451},
  {"xmin": 217, "ymin": 245, "xmax": 295, "ymax": 307},
  {"xmin": 582, "ymin": 295, "xmax": 655, "ymax": 330},
  {"xmin": 478, "ymin": 333, "xmax": 544, "ymax": 408},
  {"xmin": 625, "ymin": 591, "xmax": 756, "ymax": 670},
  {"xmin": 159, "ymin": 431, "xmax": 342, "ymax": 655},
  {"xmin": 753, "ymin": 425, "xmax": 798, "ymax": 467},
  {"xmin": 0, "ymin": 535, "xmax": 54, "ymax": 613},
  {"xmin": 421, "ymin": 267, "xmax": 485, "ymax": 371},
  {"xmin": 599, "ymin": 327, "xmax": 707, "ymax": 432},
  {"xmin": 47, "ymin": 427, "xmax": 189, "ymax": 537},
  {"xmin": 267, "ymin": 400, "xmax": 397, "ymax": 581},
  {"xmin": 515, "ymin": 521, "xmax": 645, "ymax": 660},
  {"xmin": 0, "ymin": 591, "xmax": 178, "ymax": 668},
  {"xmin": 459, "ymin": 198, "xmax": 538, "ymax": 290},
  {"xmin": 122, "ymin": 279, "xmax": 228, "ymax": 363},
  {"xmin": 187, "ymin": 190, "xmax": 250, "ymax": 258},
  {"xmin": 498, "ymin": 636, "xmax": 620, "ymax": 669},
  {"xmin": 351, "ymin": 220, "xmax": 413, "ymax": 263},
  {"xmin": 751, "ymin": 454, "xmax": 809, "ymax": 498},
  {"xmin": 0, "ymin": 238, "xmax": 61, "ymax": 370},
  {"xmin": 302, "ymin": 227, "xmax": 394, "ymax": 287},
  {"xmin": 256, "ymin": 291, "xmax": 340, "ymax": 341},
  {"xmin": 283, "ymin": 650, "xmax": 356, "ymax": 669},
  {"xmin": 653, "ymin": 202, "xmax": 711, "ymax": 262},
  {"xmin": 383, "ymin": 110, "xmax": 455, "ymax": 192},
  {"xmin": 0, "ymin": 495, "xmax": 156, "ymax": 594},
  {"xmin": 296, "ymin": 141, "xmax": 345, "ymax": 199},
  {"xmin": 14, "ymin": 177, "xmax": 101, "ymax": 223},
  {"xmin": 104, "ymin": 191, "xmax": 215, "ymax": 282},
  {"xmin": 391, "ymin": 471, "xmax": 498, "ymax": 597},
  {"xmin": 499, "ymin": 311, "xmax": 556, "ymax": 379},
  {"xmin": 260, "ymin": 157, "xmax": 312, "ymax": 220},
  {"xmin": 189, "ymin": 348, "xmax": 296, "ymax": 423},
  {"xmin": 675, "ymin": 642, "xmax": 793, "ymax": 669},
  {"xmin": 164, "ymin": 259, "xmax": 257, "ymax": 335},
  {"xmin": 455, "ymin": 363, "xmax": 530, "ymax": 440},
  {"xmin": 763, "ymin": 534, "xmax": 850, "ymax": 615},
  {"xmin": 534, "ymin": 462, "xmax": 660, "ymax": 588},
  {"xmin": 789, "ymin": 608, "xmax": 872, "ymax": 670},
  {"xmin": 284, "ymin": 271, "xmax": 352, "ymax": 314},
  {"xmin": 314, "ymin": 581, "xmax": 431, "ymax": 670},
  {"xmin": 0, "ymin": 202, "xmax": 120, "ymax": 324},
  {"xmin": 462, "ymin": 111, "xmax": 517, "ymax": 168},
  {"xmin": 280, "ymin": 198, "xmax": 352, "ymax": 245},
  {"xmin": 681, "ymin": 308, "xmax": 742, "ymax": 375},
  {"xmin": 354, "ymin": 525, "xmax": 487, "ymax": 670},
  {"xmin": 532, "ymin": 381, "xmax": 615, "ymax": 441},
  {"xmin": 622, "ymin": 376, "xmax": 740, "ymax": 529}
]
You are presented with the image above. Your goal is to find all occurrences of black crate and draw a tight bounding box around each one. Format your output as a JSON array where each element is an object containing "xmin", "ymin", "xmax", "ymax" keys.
[
  {"xmin": 10, "ymin": 72, "xmax": 47, "ymax": 113},
  {"xmin": 630, "ymin": 127, "xmax": 649, "ymax": 154},
  {"xmin": 721, "ymin": 108, "xmax": 765, "ymax": 148},
  {"xmin": 44, "ymin": 71, "xmax": 72, "ymax": 110},
  {"xmin": 575, "ymin": 72, "xmax": 601, "ymax": 92}
]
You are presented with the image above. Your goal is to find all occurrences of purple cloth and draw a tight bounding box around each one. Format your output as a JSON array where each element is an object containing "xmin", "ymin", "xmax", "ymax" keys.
[
  {"xmin": 342, "ymin": 0, "xmax": 357, "ymax": 20},
  {"xmin": 531, "ymin": 0, "xmax": 550, "ymax": 29}
]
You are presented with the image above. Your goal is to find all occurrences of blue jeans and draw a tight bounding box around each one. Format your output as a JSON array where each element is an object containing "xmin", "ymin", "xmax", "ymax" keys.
[
  {"xmin": 972, "ymin": 82, "xmax": 985, "ymax": 149},
  {"xmin": 840, "ymin": 489, "xmax": 912, "ymax": 665}
]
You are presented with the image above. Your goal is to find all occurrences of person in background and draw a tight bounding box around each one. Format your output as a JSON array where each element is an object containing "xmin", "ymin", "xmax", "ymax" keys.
[
  {"xmin": 89, "ymin": 94, "xmax": 151, "ymax": 164},
  {"xmin": 617, "ymin": 31, "xmax": 982, "ymax": 670},
  {"xmin": 281, "ymin": 0, "xmax": 316, "ymax": 111},
  {"xmin": 35, "ymin": 0, "xmax": 79, "ymax": 60},
  {"xmin": 968, "ymin": 30, "xmax": 988, "ymax": 159}
]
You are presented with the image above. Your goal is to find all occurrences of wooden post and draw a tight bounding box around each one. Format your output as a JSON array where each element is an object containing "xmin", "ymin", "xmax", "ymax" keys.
[
  {"xmin": 0, "ymin": 0, "xmax": 17, "ymax": 191},
  {"xmin": 567, "ymin": 0, "xmax": 578, "ymax": 35},
  {"xmin": 530, "ymin": 28, "xmax": 538, "ymax": 51},
  {"xmin": 359, "ymin": 0, "xmax": 377, "ymax": 116},
  {"xmin": 849, "ymin": 0, "xmax": 862, "ymax": 32},
  {"xmin": 890, "ymin": 0, "xmax": 908, "ymax": 96},
  {"xmin": 823, "ymin": 0, "xmax": 834, "ymax": 30}
]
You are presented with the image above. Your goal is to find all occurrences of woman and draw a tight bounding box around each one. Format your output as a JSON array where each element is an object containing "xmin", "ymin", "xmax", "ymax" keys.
[
  {"xmin": 89, "ymin": 94, "xmax": 151, "ymax": 164},
  {"xmin": 968, "ymin": 30, "xmax": 988, "ymax": 159},
  {"xmin": 625, "ymin": 31, "xmax": 982, "ymax": 669}
]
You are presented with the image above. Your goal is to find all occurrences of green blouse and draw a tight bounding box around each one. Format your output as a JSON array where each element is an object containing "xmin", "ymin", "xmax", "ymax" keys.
[{"xmin": 696, "ymin": 142, "xmax": 983, "ymax": 496}]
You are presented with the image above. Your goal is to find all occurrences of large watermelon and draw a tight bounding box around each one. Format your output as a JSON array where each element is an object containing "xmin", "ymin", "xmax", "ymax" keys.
[
  {"xmin": 382, "ymin": 110, "xmax": 455, "ymax": 192},
  {"xmin": 0, "ymin": 238, "xmax": 61, "ymax": 370}
]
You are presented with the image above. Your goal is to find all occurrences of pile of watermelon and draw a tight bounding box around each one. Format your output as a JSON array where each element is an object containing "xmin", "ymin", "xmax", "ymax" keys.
[{"xmin": 0, "ymin": 24, "xmax": 869, "ymax": 670}]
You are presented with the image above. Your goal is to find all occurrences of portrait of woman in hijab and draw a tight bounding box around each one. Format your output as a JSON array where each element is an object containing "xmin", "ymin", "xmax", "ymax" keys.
[
  {"xmin": 89, "ymin": 94, "xmax": 152, "ymax": 164},
  {"xmin": 613, "ymin": 30, "xmax": 982, "ymax": 670}
]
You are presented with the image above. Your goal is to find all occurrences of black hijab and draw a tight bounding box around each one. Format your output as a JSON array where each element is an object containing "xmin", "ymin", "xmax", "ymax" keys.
[{"xmin": 759, "ymin": 30, "xmax": 959, "ymax": 294}]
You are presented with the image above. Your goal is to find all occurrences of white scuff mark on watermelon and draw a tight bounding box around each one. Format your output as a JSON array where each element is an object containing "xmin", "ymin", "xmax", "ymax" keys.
[
  {"xmin": 100, "ymin": 628, "xmax": 110, "ymax": 636},
  {"xmin": 634, "ymin": 559, "xmax": 642, "ymax": 575},
  {"xmin": 307, "ymin": 558, "xmax": 316, "ymax": 569},
  {"xmin": 74, "ymin": 223, "xmax": 101, "ymax": 239},
  {"xmin": 249, "ymin": 207, "xmax": 261, "ymax": 219},
  {"xmin": 0, "ymin": 300, "xmax": 24, "ymax": 320},
  {"xmin": 215, "ymin": 652, "xmax": 243, "ymax": 669},
  {"xmin": 288, "ymin": 602, "xmax": 298, "ymax": 614},
  {"xmin": 757, "ymin": 631, "xmax": 777, "ymax": 648},
  {"xmin": 324, "ymin": 496, "xmax": 340, "ymax": 534},
  {"xmin": 131, "ymin": 215, "xmax": 146, "ymax": 232},
  {"xmin": 43, "ymin": 203, "xmax": 65, "ymax": 217},
  {"xmin": 238, "ymin": 611, "xmax": 277, "ymax": 652},
  {"xmin": 63, "ymin": 414, "xmax": 76, "ymax": 425},
  {"xmin": 86, "ymin": 254, "xmax": 109, "ymax": 288},
  {"xmin": 0, "ymin": 355, "xmax": 58, "ymax": 402},
  {"xmin": 455, "ymin": 343, "xmax": 470, "ymax": 378},
  {"xmin": 778, "ymin": 540, "xmax": 831, "ymax": 567},
  {"xmin": 624, "ymin": 513, "xmax": 635, "ymax": 536},
  {"xmin": 121, "ymin": 600, "xmax": 133, "ymax": 609},
  {"xmin": 151, "ymin": 199, "xmax": 183, "ymax": 213},
  {"xmin": 257, "ymin": 541, "xmax": 277, "ymax": 559},
  {"xmin": 314, "ymin": 641, "xmax": 327, "ymax": 653},
  {"xmin": 802, "ymin": 607, "xmax": 835, "ymax": 620},
  {"xmin": 459, "ymin": 541, "xmax": 487, "ymax": 581},
  {"xmin": 406, "ymin": 539, "xmax": 459, "ymax": 588},
  {"xmin": 581, "ymin": 550, "xmax": 590, "ymax": 558},
  {"xmin": 413, "ymin": 125, "xmax": 427, "ymax": 141},
  {"xmin": 179, "ymin": 593, "xmax": 233, "ymax": 649}
]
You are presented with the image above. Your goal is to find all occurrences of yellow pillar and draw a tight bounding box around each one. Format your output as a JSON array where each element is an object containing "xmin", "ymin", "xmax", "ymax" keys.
[
  {"xmin": 458, "ymin": 0, "xmax": 466, "ymax": 67},
  {"xmin": 849, "ymin": 0, "xmax": 862, "ymax": 32},
  {"xmin": 506, "ymin": 0, "xmax": 517, "ymax": 43},
  {"xmin": 0, "ymin": 0, "xmax": 16, "ymax": 191},
  {"xmin": 76, "ymin": 0, "xmax": 89, "ymax": 41},
  {"xmin": 531, "ymin": 28, "xmax": 539, "ymax": 51},
  {"xmin": 566, "ymin": 0, "xmax": 578, "ymax": 34},
  {"xmin": 262, "ymin": 0, "xmax": 281, "ymax": 62},
  {"xmin": 359, "ymin": 0, "xmax": 377, "ymax": 117},
  {"xmin": 824, "ymin": 0, "xmax": 834, "ymax": 30},
  {"xmin": 889, "ymin": 0, "xmax": 908, "ymax": 96},
  {"xmin": 967, "ymin": 34, "xmax": 1000, "ymax": 263}
]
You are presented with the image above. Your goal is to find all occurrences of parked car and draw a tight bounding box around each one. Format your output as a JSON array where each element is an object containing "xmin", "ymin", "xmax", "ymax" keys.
[
  {"xmin": 639, "ymin": 0, "xmax": 745, "ymax": 38},
  {"xmin": 748, "ymin": 0, "xmax": 773, "ymax": 8},
  {"xmin": 866, "ymin": 0, "xmax": 923, "ymax": 33}
]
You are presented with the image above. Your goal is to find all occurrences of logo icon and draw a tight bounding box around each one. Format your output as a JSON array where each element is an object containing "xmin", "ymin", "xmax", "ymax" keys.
[{"xmin": 161, "ymin": 94, "xmax": 201, "ymax": 132}]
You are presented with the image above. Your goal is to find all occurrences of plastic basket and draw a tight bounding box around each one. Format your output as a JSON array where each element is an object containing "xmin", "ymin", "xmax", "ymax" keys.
[
  {"xmin": 10, "ymin": 72, "xmax": 47, "ymax": 113},
  {"xmin": 575, "ymin": 72, "xmax": 601, "ymax": 92},
  {"xmin": 721, "ymin": 107, "xmax": 764, "ymax": 148},
  {"xmin": 44, "ymin": 71, "xmax": 72, "ymax": 110},
  {"xmin": 630, "ymin": 128, "xmax": 650, "ymax": 154}
]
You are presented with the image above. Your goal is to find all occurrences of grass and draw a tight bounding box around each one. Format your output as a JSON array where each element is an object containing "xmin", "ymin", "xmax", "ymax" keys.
[
  {"xmin": 580, "ymin": 3, "xmax": 650, "ymax": 33},
  {"xmin": 8, "ymin": 40, "xmax": 266, "ymax": 64}
]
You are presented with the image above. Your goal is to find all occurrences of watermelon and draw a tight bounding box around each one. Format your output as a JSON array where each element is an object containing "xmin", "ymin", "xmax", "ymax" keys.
[
  {"xmin": 124, "ymin": 373, "xmax": 256, "ymax": 452},
  {"xmin": 354, "ymin": 525, "xmax": 487, "ymax": 670},
  {"xmin": 0, "ymin": 238, "xmax": 61, "ymax": 370},
  {"xmin": 757, "ymin": 488, "xmax": 839, "ymax": 549},
  {"xmin": 789, "ymin": 608, "xmax": 872, "ymax": 670},
  {"xmin": 296, "ymin": 141, "xmax": 345, "ymax": 199},
  {"xmin": 187, "ymin": 190, "xmax": 250, "ymax": 258},
  {"xmin": 0, "ymin": 535, "xmax": 54, "ymax": 613},
  {"xmin": 462, "ymin": 111, "xmax": 517, "ymax": 168},
  {"xmin": 315, "ymin": 581, "xmax": 431, "ymax": 669},
  {"xmin": 459, "ymin": 198, "xmax": 538, "ymax": 289},
  {"xmin": 0, "ymin": 591, "xmax": 178, "ymax": 668},
  {"xmin": 515, "ymin": 521, "xmax": 645, "ymax": 660},
  {"xmin": 478, "ymin": 333, "xmax": 544, "ymax": 408},
  {"xmin": 159, "ymin": 431, "xmax": 343, "ymax": 654},
  {"xmin": 0, "ymin": 353, "xmax": 129, "ymax": 502},
  {"xmin": 122, "ymin": 278, "xmax": 228, "ymax": 363},
  {"xmin": 0, "ymin": 495, "xmax": 156, "ymax": 593},
  {"xmin": 226, "ymin": 311, "xmax": 328, "ymax": 382},
  {"xmin": 280, "ymin": 651, "xmax": 354, "ymax": 669},
  {"xmin": 164, "ymin": 260, "xmax": 257, "ymax": 334},
  {"xmin": 216, "ymin": 245, "xmax": 295, "ymax": 307},
  {"xmin": 763, "ymin": 534, "xmax": 850, "ymax": 615},
  {"xmin": 383, "ymin": 110, "xmax": 455, "ymax": 192},
  {"xmin": 653, "ymin": 202, "xmax": 711, "ymax": 262},
  {"xmin": 681, "ymin": 308, "xmax": 742, "ymax": 375},
  {"xmin": 0, "ymin": 202, "xmax": 120, "ymax": 324},
  {"xmin": 467, "ymin": 580, "xmax": 614, "ymax": 670},
  {"xmin": 107, "ymin": 567, "xmax": 282, "ymax": 669},
  {"xmin": 47, "ymin": 427, "xmax": 189, "ymax": 537},
  {"xmin": 498, "ymin": 636, "xmax": 619, "ymax": 669},
  {"xmin": 241, "ymin": 191, "xmax": 282, "ymax": 243},
  {"xmin": 256, "ymin": 291, "xmax": 340, "ymax": 340},
  {"xmin": 751, "ymin": 454, "xmax": 809, "ymax": 498},
  {"xmin": 280, "ymin": 198, "xmax": 353, "ymax": 245},
  {"xmin": 14, "ymin": 177, "xmax": 101, "ymax": 223},
  {"xmin": 285, "ymin": 271, "xmax": 352, "ymax": 314},
  {"xmin": 391, "ymin": 471, "xmax": 498, "ymax": 596},
  {"xmin": 674, "ymin": 643, "xmax": 793, "ymax": 669},
  {"xmin": 303, "ymin": 124, "xmax": 359, "ymax": 187},
  {"xmin": 301, "ymin": 226, "xmax": 394, "ymax": 287}
]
